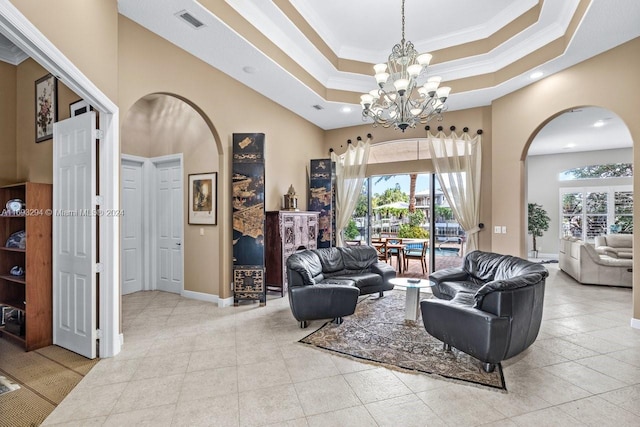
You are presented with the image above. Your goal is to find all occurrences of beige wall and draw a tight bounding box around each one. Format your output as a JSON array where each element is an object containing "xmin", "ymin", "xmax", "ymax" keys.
[
  {"xmin": 15, "ymin": 58, "xmax": 80, "ymax": 183},
  {"xmin": 118, "ymin": 16, "xmax": 326, "ymax": 299},
  {"xmin": 122, "ymin": 95, "xmax": 221, "ymax": 295},
  {"xmin": 10, "ymin": 0, "xmax": 119, "ymax": 102},
  {"xmin": 491, "ymin": 37, "xmax": 640, "ymax": 319},
  {"xmin": 0, "ymin": 61, "xmax": 16, "ymax": 185},
  {"xmin": 324, "ymin": 107, "xmax": 494, "ymax": 251}
]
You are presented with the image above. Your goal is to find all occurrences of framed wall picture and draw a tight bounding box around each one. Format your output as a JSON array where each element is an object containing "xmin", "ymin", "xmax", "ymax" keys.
[
  {"xmin": 189, "ymin": 172, "xmax": 217, "ymax": 225},
  {"xmin": 35, "ymin": 73, "xmax": 57, "ymax": 143},
  {"xmin": 69, "ymin": 99, "xmax": 92, "ymax": 117}
]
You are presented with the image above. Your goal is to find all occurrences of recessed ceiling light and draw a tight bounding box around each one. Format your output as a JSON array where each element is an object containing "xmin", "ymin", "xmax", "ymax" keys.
[
  {"xmin": 242, "ymin": 66, "xmax": 256, "ymax": 74},
  {"xmin": 593, "ymin": 120, "xmax": 605, "ymax": 127},
  {"xmin": 341, "ymin": 106, "xmax": 352, "ymax": 113},
  {"xmin": 563, "ymin": 143, "xmax": 577, "ymax": 149},
  {"xmin": 530, "ymin": 71, "xmax": 544, "ymax": 79}
]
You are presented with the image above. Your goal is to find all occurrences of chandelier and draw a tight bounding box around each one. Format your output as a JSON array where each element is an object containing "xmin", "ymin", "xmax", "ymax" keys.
[{"xmin": 360, "ymin": 0, "xmax": 451, "ymax": 132}]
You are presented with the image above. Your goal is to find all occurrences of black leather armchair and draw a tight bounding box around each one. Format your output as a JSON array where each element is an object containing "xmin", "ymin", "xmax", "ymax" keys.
[
  {"xmin": 287, "ymin": 246, "xmax": 396, "ymax": 328},
  {"xmin": 421, "ymin": 251, "xmax": 548, "ymax": 372}
]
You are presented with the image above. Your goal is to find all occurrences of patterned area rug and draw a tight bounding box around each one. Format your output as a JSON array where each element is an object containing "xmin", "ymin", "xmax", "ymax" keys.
[{"xmin": 299, "ymin": 290, "xmax": 506, "ymax": 391}]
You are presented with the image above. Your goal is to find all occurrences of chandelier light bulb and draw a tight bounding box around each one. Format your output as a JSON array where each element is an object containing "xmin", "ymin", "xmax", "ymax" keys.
[
  {"xmin": 373, "ymin": 63, "xmax": 388, "ymax": 74},
  {"xmin": 423, "ymin": 81, "xmax": 439, "ymax": 97},
  {"xmin": 360, "ymin": 94, "xmax": 373, "ymax": 108},
  {"xmin": 393, "ymin": 78, "xmax": 410, "ymax": 94},
  {"xmin": 375, "ymin": 72, "xmax": 390, "ymax": 85},
  {"xmin": 436, "ymin": 86, "xmax": 451, "ymax": 100},
  {"xmin": 417, "ymin": 53, "xmax": 433, "ymax": 66},
  {"xmin": 360, "ymin": 1, "xmax": 450, "ymax": 132},
  {"xmin": 407, "ymin": 64, "xmax": 423, "ymax": 77}
]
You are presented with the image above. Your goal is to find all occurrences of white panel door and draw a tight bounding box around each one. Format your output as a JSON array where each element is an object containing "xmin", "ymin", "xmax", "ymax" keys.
[
  {"xmin": 53, "ymin": 112, "xmax": 97, "ymax": 359},
  {"xmin": 156, "ymin": 160, "xmax": 183, "ymax": 293},
  {"xmin": 121, "ymin": 159, "xmax": 144, "ymax": 295}
]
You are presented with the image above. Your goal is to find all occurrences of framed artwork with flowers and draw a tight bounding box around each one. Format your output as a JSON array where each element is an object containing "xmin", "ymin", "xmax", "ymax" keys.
[{"xmin": 35, "ymin": 73, "xmax": 57, "ymax": 143}]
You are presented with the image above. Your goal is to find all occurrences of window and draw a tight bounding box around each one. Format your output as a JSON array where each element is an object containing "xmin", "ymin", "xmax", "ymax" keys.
[
  {"xmin": 560, "ymin": 186, "xmax": 633, "ymax": 241},
  {"xmin": 614, "ymin": 191, "xmax": 633, "ymax": 233},
  {"xmin": 559, "ymin": 163, "xmax": 633, "ymax": 180}
]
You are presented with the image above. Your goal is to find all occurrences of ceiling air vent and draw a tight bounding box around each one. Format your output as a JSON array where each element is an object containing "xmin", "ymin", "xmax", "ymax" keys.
[
  {"xmin": 312, "ymin": 105, "xmax": 324, "ymax": 110},
  {"xmin": 176, "ymin": 10, "xmax": 205, "ymax": 29}
]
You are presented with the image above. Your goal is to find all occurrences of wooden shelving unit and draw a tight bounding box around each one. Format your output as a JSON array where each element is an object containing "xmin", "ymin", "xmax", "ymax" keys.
[{"xmin": 0, "ymin": 182, "xmax": 52, "ymax": 351}]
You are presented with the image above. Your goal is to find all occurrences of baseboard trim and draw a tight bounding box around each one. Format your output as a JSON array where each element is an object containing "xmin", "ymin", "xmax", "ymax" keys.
[
  {"xmin": 218, "ymin": 296, "xmax": 234, "ymax": 307},
  {"xmin": 181, "ymin": 289, "xmax": 218, "ymax": 304},
  {"xmin": 631, "ymin": 318, "xmax": 640, "ymax": 330}
]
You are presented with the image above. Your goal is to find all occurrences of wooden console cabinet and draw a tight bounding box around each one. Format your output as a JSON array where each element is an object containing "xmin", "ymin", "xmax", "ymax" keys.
[
  {"xmin": 265, "ymin": 211, "xmax": 319, "ymax": 295},
  {"xmin": 0, "ymin": 182, "xmax": 52, "ymax": 351}
]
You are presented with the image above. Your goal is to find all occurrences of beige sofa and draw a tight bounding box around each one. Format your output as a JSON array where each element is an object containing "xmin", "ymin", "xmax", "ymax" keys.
[
  {"xmin": 594, "ymin": 234, "xmax": 632, "ymax": 259},
  {"xmin": 558, "ymin": 236, "xmax": 632, "ymax": 288}
]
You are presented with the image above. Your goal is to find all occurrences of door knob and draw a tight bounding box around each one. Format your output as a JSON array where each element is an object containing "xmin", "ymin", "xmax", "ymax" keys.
[{"xmin": 176, "ymin": 242, "xmax": 181, "ymax": 246}]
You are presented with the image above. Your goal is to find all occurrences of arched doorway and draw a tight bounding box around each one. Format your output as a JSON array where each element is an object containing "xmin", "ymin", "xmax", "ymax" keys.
[
  {"xmin": 120, "ymin": 94, "xmax": 224, "ymax": 301},
  {"xmin": 524, "ymin": 106, "xmax": 633, "ymax": 260}
]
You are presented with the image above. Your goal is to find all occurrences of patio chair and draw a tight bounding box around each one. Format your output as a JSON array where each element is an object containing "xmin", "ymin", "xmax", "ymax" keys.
[
  {"xmin": 404, "ymin": 241, "xmax": 428, "ymax": 274},
  {"xmin": 372, "ymin": 239, "xmax": 389, "ymax": 263},
  {"xmin": 384, "ymin": 237, "xmax": 404, "ymax": 270}
]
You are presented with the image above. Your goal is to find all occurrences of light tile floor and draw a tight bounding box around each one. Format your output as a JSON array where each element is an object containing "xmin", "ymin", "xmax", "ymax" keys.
[{"xmin": 42, "ymin": 264, "xmax": 640, "ymax": 426}]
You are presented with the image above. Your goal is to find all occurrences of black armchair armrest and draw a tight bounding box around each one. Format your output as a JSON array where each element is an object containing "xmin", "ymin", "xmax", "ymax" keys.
[
  {"xmin": 428, "ymin": 268, "xmax": 469, "ymax": 285},
  {"xmin": 421, "ymin": 298, "xmax": 511, "ymax": 364},
  {"xmin": 371, "ymin": 261, "xmax": 396, "ymax": 281}
]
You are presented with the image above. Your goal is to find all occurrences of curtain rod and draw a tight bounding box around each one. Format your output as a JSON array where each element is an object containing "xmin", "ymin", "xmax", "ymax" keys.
[
  {"xmin": 329, "ymin": 127, "xmax": 483, "ymax": 154},
  {"xmin": 425, "ymin": 125, "xmax": 483, "ymax": 134}
]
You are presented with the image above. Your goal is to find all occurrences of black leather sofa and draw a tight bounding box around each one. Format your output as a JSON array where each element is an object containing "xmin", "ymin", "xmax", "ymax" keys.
[
  {"xmin": 421, "ymin": 250, "xmax": 548, "ymax": 372},
  {"xmin": 286, "ymin": 246, "xmax": 396, "ymax": 328}
]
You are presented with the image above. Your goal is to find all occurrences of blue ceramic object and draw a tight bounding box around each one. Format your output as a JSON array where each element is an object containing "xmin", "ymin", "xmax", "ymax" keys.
[
  {"xmin": 9, "ymin": 266, "xmax": 24, "ymax": 276},
  {"xmin": 5, "ymin": 230, "xmax": 26, "ymax": 249}
]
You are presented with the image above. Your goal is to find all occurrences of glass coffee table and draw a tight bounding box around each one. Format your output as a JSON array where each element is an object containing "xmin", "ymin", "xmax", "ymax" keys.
[{"xmin": 389, "ymin": 278, "xmax": 434, "ymax": 321}]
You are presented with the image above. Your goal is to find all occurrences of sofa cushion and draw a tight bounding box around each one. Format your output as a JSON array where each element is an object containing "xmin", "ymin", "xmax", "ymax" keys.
[
  {"xmin": 494, "ymin": 256, "xmax": 548, "ymax": 281},
  {"xmin": 312, "ymin": 247, "xmax": 345, "ymax": 273},
  {"xmin": 339, "ymin": 246, "xmax": 377, "ymax": 271},
  {"xmin": 317, "ymin": 278, "xmax": 357, "ymax": 287},
  {"xmin": 598, "ymin": 234, "xmax": 632, "ymax": 248},
  {"xmin": 286, "ymin": 250, "xmax": 323, "ymax": 285},
  {"xmin": 331, "ymin": 272, "xmax": 382, "ymax": 290},
  {"xmin": 463, "ymin": 251, "xmax": 508, "ymax": 282}
]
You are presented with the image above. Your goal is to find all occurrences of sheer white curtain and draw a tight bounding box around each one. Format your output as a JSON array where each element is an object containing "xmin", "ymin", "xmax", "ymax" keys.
[
  {"xmin": 331, "ymin": 138, "xmax": 371, "ymax": 247},
  {"xmin": 427, "ymin": 131, "xmax": 482, "ymax": 253}
]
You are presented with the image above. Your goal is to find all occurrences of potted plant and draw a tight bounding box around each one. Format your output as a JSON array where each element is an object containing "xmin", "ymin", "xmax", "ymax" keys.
[{"xmin": 528, "ymin": 203, "xmax": 550, "ymax": 258}]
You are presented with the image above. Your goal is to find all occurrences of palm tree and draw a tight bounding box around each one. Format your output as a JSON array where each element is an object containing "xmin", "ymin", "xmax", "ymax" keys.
[
  {"xmin": 375, "ymin": 174, "xmax": 418, "ymax": 213},
  {"xmin": 408, "ymin": 173, "xmax": 417, "ymax": 213}
]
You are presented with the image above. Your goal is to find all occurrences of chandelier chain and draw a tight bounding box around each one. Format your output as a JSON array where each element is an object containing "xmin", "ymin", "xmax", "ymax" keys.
[{"xmin": 401, "ymin": 0, "xmax": 405, "ymax": 45}]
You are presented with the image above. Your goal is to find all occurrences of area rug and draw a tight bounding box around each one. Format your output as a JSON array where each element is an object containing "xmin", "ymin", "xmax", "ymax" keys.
[
  {"xmin": 299, "ymin": 290, "xmax": 506, "ymax": 391},
  {"xmin": 0, "ymin": 339, "xmax": 100, "ymax": 427}
]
